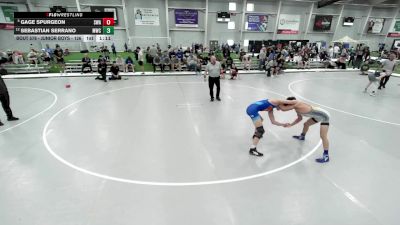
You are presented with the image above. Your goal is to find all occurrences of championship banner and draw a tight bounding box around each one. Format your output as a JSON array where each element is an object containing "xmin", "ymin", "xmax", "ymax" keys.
[
  {"xmin": 91, "ymin": 6, "xmax": 118, "ymax": 25},
  {"xmin": 1, "ymin": 5, "xmax": 17, "ymax": 23},
  {"xmin": 313, "ymin": 15, "xmax": 332, "ymax": 31},
  {"xmin": 246, "ymin": 14, "xmax": 268, "ymax": 32},
  {"xmin": 175, "ymin": 9, "xmax": 198, "ymax": 27},
  {"xmin": 0, "ymin": 4, "xmax": 21, "ymax": 30},
  {"xmin": 388, "ymin": 20, "xmax": 400, "ymax": 37},
  {"xmin": 277, "ymin": 14, "xmax": 300, "ymax": 34},
  {"xmin": 392, "ymin": 39, "xmax": 400, "ymax": 50},
  {"xmin": 134, "ymin": 8, "xmax": 159, "ymax": 26},
  {"xmin": 367, "ymin": 18, "xmax": 385, "ymax": 34}
]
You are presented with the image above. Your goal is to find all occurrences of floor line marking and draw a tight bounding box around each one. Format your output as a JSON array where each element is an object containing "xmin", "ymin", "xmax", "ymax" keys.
[
  {"xmin": 0, "ymin": 87, "xmax": 58, "ymax": 135},
  {"xmin": 42, "ymin": 82, "xmax": 321, "ymax": 186},
  {"xmin": 288, "ymin": 78, "xmax": 400, "ymax": 126}
]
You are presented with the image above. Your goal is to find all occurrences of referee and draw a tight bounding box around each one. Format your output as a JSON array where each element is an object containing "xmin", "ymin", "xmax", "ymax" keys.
[
  {"xmin": 204, "ymin": 56, "xmax": 222, "ymax": 101},
  {"xmin": 0, "ymin": 67, "xmax": 19, "ymax": 126}
]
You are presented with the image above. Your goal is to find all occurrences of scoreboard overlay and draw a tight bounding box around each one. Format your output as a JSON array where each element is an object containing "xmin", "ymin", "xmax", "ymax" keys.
[{"xmin": 14, "ymin": 12, "xmax": 114, "ymax": 42}]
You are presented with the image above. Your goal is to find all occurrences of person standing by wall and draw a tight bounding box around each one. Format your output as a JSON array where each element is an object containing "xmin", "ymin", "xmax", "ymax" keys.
[
  {"xmin": 0, "ymin": 67, "xmax": 19, "ymax": 126},
  {"xmin": 137, "ymin": 47, "xmax": 145, "ymax": 75},
  {"xmin": 328, "ymin": 46, "xmax": 334, "ymax": 59},
  {"xmin": 204, "ymin": 56, "xmax": 222, "ymax": 102},
  {"xmin": 111, "ymin": 43, "xmax": 117, "ymax": 57},
  {"xmin": 258, "ymin": 49, "xmax": 266, "ymax": 71},
  {"xmin": 333, "ymin": 45, "xmax": 340, "ymax": 58},
  {"xmin": 378, "ymin": 53, "xmax": 397, "ymax": 90}
]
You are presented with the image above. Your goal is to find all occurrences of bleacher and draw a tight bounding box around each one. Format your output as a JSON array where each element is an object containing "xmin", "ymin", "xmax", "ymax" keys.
[{"xmin": 3, "ymin": 63, "xmax": 50, "ymax": 74}]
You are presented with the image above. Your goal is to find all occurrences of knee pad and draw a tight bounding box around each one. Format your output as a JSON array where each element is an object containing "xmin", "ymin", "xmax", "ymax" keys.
[{"xmin": 253, "ymin": 126, "xmax": 265, "ymax": 139}]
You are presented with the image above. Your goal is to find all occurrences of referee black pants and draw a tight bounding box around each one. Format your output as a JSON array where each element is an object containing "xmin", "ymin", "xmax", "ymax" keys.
[
  {"xmin": 379, "ymin": 75, "xmax": 391, "ymax": 88},
  {"xmin": 81, "ymin": 64, "xmax": 92, "ymax": 73},
  {"xmin": 208, "ymin": 76, "xmax": 220, "ymax": 99},
  {"xmin": 0, "ymin": 92, "xmax": 13, "ymax": 118}
]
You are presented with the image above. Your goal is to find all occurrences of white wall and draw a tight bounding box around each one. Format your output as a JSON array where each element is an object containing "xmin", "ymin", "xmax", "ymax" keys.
[{"xmin": 0, "ymin": 0, "xmax": 399, "ymax": 52}]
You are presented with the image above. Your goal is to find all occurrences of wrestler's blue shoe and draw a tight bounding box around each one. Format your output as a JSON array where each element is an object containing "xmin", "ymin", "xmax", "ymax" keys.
[
  {"xmin": 315, "ymin": 154, "xmax": 329, "ymax": 163},
  {"xmin": 292, "ymin": 135, "xmax": 305, "ymax": 140}
]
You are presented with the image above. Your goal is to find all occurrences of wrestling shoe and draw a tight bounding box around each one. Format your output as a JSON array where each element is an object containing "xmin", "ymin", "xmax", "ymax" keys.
[
  {"xmin": 0, "ymin": 121, "xmax": 3, "ymax": 126},
  {"xmin": 315, "ymin": 154, "xmax": 329, "ymax": 163},
  {"xmin": 249, "ymin": 148, "xmax": 263, "ymax": 157},
  {"xmin": 7, "ymin": 116, "xmax": 19, "ymax": 121},
  {"xmin": 292, "ymin": 135, "xmax": 305, "ymax": 140}
]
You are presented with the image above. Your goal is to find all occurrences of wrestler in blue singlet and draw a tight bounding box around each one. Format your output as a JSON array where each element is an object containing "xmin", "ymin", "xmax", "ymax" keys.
[{"xmin": 246, "ymin": 99, "xmax": 276, "ymax": 121}]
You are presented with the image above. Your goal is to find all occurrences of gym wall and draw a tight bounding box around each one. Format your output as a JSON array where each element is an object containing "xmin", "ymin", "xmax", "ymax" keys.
[{"xmin": 0, "ymin": 0, "xmax": 399, "ymax": 52}]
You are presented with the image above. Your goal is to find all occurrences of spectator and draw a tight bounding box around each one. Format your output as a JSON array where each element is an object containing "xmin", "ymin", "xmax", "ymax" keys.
[
  {"xmin": 230, "ymin": 63, "xmax": 238, "ymax": 80},
  {"xmin": 243, "ymin": 55, "xmax": 252, "ymax": 70},
  {"xmin": 148, "ymin": 45, "xmax": 158, "ymax": 64},
  {"xmin": 124, "ymin": 43, "xmax": 128, "ymax": 52},
  {"xmin": 0, "ymin": 50, "xmax": 7, "ymax": 64},
  {"xmin": 354, "ymin": 46, "xmax": 363, "ymax": 69},
  {"xmin": 81, "ymin": 53, "xmax": 92, "ymax": 73},
  {"xmin": 153, "ymin": 54, "xmax": 163, "ymax": 73},
  {"xmin": 333, "ymin": 45, "xmax": 340, "ymax": 58},
  {"xmin": 45, "ymin": 44, "xmax": 53, "ymax": 58},
  {"xmin": 348, "ymin": 48, "xmax": 355, "ymax": 67},
  {"xmin": 125, "ymin": 56, "xmax": 134, "ymax": 72},
  {"xmin": 302, "ymin": 53, "xmax": 310, "ymax": 69},
  {"xmin": 115, "ymin": 55, "xmax": 124, "ymax": 71},
  {"xmin": 187, "ymin": 54, "xmax": 197, "ymax": 71},
  {"xmin": 184, "ymin": 47, "xmax": 191, "ymax": 58},
  {"xmin": 234, "ymin": 43, "xmax": 240, "ymax": 55},
  {"xmin": 53, "ymin": 44, "xmax": 63, "ymax": 59},
  {"xmin": 103, "ymin": 46, "xmax": 110, "ymax": 61},
  {"xmin": 176, "ymin": 49, "xmax": 184, "ymax": 63},
  {"xmin": 40, "ymin": 49, "xmax": 51, "ymax": 63},
  {"xmin": 145, "ymin": 46, "xmax": 151, "ymax": 63},
  {"xmin": 137, "ymin": 47, "xmax": 145, "ymax": 75},
  {"xmin": 328, "ymin": 46, "xmax": 334, "ymax": 59},
  {"xmin": 258, "ymin": 49, "xmax": 266, "ymax": 70},
  {"xmin": 6, "ymin": 50, "xmax": 13, "ymax": 63},
  {"xmin": 336, "ymin": 54, "xmax": 347, "ymax": 69},
  {"xmin": 134, "ymin": 47, "xmax": 139, "ymax": 61},
  {"xmin": 276, "ymin": 54, "xmax": 285, "ymax": 73},
  {"xmin": 239, "ymin": 49, "xmax": 246, "ymax": 61},
  {"xmin": 55, "ymin": 51, "xmax": 65, "ymax": 74},
  {"xmin": 363, "ymin": 47, "xmax": 371, "ymax": 62},
  {"xmin": 64, "ymin": 48, "xmax": 70, "ymax": 56},
  {"xmin": 111, "ymin": 43, "xmax": 117, "ymax": 57},
  {"xmin": 378, "ymin": 53, "xmax": 397, "ymax": 89},
  {"xmin": 27, "ymin": 48, "xmax": 38, "ymax": 65},
  {"xmin": 97, "ymin": 55, "xmax": 105, "ymax": 63},
  {"xmin": 109, "ymin": 61, "xmax": 121, "ymax": 80},
  {"xmin": 13, "ymin": 50, "xmax": 24, "ymax": 64},
  {"xmin": 265, "ymin": 59, "xmax": 274, "ymax": 77},
  {"xmin": 226, "ymin": 56, "xmax": 233, "ymax": 69},
  {"xmin": 267, "ymin": 50, "xmax": 275, "ymax": 61},
  {"xmin": 95, "ymin": 59, "xmax": 107, "ymax": 82},
  {"xmin": 195, "ymin": 55, "xmax": 202, "ymax": 76}
]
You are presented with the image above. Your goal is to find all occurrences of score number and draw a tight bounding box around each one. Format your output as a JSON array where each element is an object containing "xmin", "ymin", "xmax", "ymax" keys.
[{"xmin": 102, "ymin": 18, "xmax": 114, "ymax": 35}]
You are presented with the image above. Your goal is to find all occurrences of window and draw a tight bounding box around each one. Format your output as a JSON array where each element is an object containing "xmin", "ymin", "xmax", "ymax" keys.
[
  {"xmin": 229, "ymin": 2, "xmax": 236, "ymax": 11},
  {"xmin": 246, "ymin": 3, "xmax": 254, "ymax": 12},
  {"xmin": 228, "ymin": 21, "xmax": 235, "ymax": 30}
]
